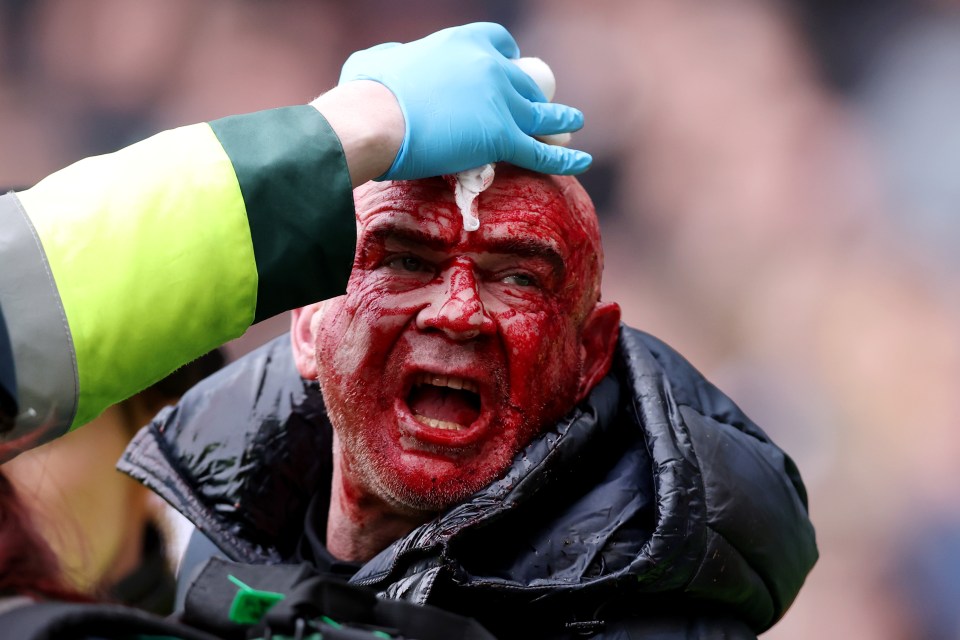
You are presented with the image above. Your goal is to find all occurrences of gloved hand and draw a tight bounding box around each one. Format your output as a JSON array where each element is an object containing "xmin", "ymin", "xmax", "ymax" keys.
[{"xmin": 339, "ymin": 22, "xmax": 592, "ymax": 180}]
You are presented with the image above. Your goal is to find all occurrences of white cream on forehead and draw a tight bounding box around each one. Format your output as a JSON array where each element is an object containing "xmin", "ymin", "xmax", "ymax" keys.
[
  {"xmin": 452, "ymin": 57, "xmax": 570, "ymax": 233},
  {"xmin": 453, "ymin": 164, "xmax": 495, "ymax": 232}
]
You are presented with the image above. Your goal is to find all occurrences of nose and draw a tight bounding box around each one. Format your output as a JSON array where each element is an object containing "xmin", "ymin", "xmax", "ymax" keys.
[{"xmin": 416, "ymin": 259, "xmax": 495, "ymax": 340}]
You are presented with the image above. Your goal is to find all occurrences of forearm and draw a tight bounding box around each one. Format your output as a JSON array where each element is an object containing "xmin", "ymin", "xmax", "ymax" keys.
[{"xmin": 311, "ymin": 81, "xmax": 404, "ymax": 187}]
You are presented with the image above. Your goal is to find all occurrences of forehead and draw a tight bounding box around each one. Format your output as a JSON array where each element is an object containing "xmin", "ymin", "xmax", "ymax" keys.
[{"xmin": 353, "ymin": 170, "xmax": 587, "ymax": 253}]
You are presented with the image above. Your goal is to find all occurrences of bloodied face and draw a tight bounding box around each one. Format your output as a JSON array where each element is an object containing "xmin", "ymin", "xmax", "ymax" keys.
[{"xmin": 293, "ymin": 165, "xmax": 620, "ymax": 514}]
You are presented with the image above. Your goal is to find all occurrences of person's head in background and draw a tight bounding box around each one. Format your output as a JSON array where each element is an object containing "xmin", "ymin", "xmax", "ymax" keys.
[
  {"xmin": 1, "ymin": 348, "xmax": 224, "ymax": 611},
  {"xmin": 291, "ymin": 164, "xmax": 621, "ymax": 560}
]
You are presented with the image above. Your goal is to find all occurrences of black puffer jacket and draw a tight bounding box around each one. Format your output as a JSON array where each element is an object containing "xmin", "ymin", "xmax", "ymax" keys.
[{"xmin": 119, "ymin": 326, "xmax": 817, "ymax": 639}]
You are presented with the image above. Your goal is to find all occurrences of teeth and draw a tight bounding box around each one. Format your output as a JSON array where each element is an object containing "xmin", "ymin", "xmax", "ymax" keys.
[
  {"xmin": 415, "ymin": 373, "xmax": 479, "ymax": 394},
  {"xmin": 414, "ymin": 414, "xmax": 467, "ymax": 431}
]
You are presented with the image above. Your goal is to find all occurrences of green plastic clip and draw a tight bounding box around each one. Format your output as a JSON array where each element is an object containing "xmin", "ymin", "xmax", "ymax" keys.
[{"xmin": 227, "ymin": 574, "xmax": 285, "ymax": 624}]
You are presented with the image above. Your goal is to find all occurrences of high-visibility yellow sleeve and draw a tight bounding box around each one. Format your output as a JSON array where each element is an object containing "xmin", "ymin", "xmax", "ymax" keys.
[{"xmin": 16, "ymin": 122, "xmax": 257, "ymax": 432}]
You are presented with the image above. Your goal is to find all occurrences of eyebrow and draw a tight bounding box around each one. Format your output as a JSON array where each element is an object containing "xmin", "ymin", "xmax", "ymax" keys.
[
  {"xmin": 478, "ymin": 237, "xmax": 566, "ymax": 277},
  {"xmin": 368, "ymin": 225, "xmax": 566, "ymax": 276},
  {"xmin": 367, "ymin": 225, "xmax": 451, "ymax": 253}
]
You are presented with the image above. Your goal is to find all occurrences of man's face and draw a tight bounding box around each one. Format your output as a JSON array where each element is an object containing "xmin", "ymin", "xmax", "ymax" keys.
[{"xmin": 295, "ymin": 166, "xmax": 619, "ymax": 513}]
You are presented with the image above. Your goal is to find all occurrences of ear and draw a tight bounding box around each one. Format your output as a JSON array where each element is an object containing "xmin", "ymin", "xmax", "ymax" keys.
[
  {"xmin": 291, "ymin": 303, "xmax": 326, "ymax": 380},
  {"xmin": 575, "ymin": 301, "xmax": 621, "ymax": 402}
]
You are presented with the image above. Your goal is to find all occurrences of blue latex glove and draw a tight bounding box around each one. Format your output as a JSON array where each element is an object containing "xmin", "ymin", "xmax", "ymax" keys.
[{"xmin": 339, "ymin": 22, "xmax": 592, "ymax": 180}]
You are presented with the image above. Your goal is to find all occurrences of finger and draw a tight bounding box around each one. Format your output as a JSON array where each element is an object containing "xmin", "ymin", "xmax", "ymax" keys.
[
  {"xmin": 510, "ymin": 136, "xmax": 593, "ymax": 175},
  {"xmin": 511, "ymin": 99, "xmax": 585, "ymax": 137},
  {"xmin": 536, "ymin": 132, "xmax": 572, "ymax": 147},
  {"xmin": 461, "ymin": 22, "xmax": 520, "ymax": 59},
  {"xmin": 503, "ymin": 61, "xmax": 547, "ymax": 102}
]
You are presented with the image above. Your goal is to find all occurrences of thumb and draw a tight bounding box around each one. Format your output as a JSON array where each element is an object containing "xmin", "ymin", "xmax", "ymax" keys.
[{"xmin": 339, "ymin": 42, "xmax": 401, "ymax": 83}]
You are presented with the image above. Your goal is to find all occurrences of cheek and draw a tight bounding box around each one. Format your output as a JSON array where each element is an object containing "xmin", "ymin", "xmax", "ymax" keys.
[
  {"xmin": 316, "ymin": 306, "xmax": 375, "ymax": 380},
  {"xmin": 317, "ymin": 276, "xmax": 424, "ymax": 380},
  {"xmin": 500, "ymin": 311, "xmax": 580, "ymax": 395}
]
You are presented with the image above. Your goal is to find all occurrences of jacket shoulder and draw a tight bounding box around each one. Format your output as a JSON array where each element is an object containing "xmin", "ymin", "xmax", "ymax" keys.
[
  {"xmin": 617, "ymin": 325, "xmax": 817, "ymax": 632},
  {"xmin": 119, "ymin": 333, "xmax": 333, "ymax": 562},
  {"xmin": 619, "ymin": 327, "xmax": 764, "ymax": 440}
]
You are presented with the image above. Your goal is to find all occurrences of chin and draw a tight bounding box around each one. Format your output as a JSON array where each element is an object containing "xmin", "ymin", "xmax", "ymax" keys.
[{"xmin": 375, "ymin": 455, "xmax": 501, "ymax": 514}]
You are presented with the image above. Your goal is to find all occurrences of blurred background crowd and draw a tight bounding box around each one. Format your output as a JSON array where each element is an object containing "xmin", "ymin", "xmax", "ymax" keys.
[{"xmin": 3, "ymin": 0, "xmax": 959, "ymax": 637}]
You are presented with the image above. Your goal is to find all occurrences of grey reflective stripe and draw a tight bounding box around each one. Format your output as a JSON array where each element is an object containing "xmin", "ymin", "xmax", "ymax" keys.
[
  {"xmin": 0, "ymin": 596, "xmax": 33, "ymax": 616},
  {"xmin": 0, "ymin": 192, "xmax": 78, "ymax": 449}
]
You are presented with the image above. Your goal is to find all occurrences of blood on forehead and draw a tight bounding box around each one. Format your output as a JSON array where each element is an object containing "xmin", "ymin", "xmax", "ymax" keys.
[
  {"xmin": 354, "ymin": 178, "xmax": 451, "ymax": 222},
  {"xmin": 353, "ymin": 179, "xmax": 451, "ymax": 240},
  {"xmin": 352, "ymin": 167, "xmax": 604, "ymax": 286}
]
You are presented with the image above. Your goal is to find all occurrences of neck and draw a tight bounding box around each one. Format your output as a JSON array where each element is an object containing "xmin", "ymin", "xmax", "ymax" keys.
[{"xmin": 325, "ymin": 444, "xmax": 433, "ymax": 563}]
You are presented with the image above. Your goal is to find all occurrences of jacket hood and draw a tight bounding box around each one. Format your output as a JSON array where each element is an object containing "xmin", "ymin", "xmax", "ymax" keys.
[{"xmin": 119, "ymin": 325, "xmax": 817, "ymax": 634}]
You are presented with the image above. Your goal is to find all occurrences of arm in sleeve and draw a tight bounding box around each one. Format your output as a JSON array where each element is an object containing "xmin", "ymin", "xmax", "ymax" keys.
[{"xmin": 0, "ymin": 106, "xmax": 356, "ymax": 455}]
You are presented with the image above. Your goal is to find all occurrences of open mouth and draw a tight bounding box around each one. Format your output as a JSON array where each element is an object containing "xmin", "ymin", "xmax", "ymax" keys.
[{"xmin": 407, "ymin": 373, "xmax": 481, "ymax": 432}]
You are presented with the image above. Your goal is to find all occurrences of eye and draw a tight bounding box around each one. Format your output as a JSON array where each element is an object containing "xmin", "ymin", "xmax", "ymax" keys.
[
  {"xmin": 385, "ymin": 255, "xmax": 429, "ymax": 273},
  {"xmin": 502, "ymin": 273, "xmax": 538, "ymax": 288}
]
